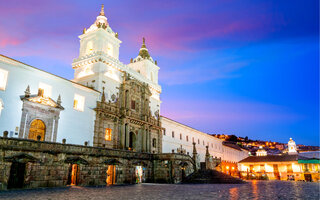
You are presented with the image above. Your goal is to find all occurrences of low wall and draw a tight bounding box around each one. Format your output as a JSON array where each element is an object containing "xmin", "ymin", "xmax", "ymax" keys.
[{"xmin": 0, "ymin": 137, "xmax": 194, "ymax": 190}]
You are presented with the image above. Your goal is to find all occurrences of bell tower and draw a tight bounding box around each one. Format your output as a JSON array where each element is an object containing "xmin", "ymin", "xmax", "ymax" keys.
[{"xmin": 72, "ymin": 4, "xmax": 122, "ymax": 92}]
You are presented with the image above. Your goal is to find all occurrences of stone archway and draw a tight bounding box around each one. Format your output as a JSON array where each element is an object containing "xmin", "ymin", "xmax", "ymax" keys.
[
  {"xmin": 28, "ymin": 119, "xmax": 46, "ymax": 141},
  {"xmin": 129, "ymin": 132, "xmax": 136, "ymax": 150}
]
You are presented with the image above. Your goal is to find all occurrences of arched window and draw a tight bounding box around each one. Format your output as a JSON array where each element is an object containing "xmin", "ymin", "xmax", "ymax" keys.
[{"xmin": 105, "ymin": 128, "xmax": 112, "ymax": 141}]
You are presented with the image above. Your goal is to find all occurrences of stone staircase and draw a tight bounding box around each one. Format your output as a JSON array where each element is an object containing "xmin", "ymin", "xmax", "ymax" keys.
[{"xmin": 182, "ymin": 169, "xmax": 245, "ymax": 184}]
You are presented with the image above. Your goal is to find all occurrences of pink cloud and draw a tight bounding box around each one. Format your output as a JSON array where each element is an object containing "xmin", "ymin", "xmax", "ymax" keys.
[{"xmin": 118, "ymin": 10, "xmax": 271, "ymax": 55}]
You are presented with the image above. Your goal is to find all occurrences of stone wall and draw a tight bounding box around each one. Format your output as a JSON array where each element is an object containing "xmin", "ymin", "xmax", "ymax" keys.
[
  {"xmin": 153, "ymin": 153, "xmax": 194, "ymax": 183},
  {"xmin": 0, "ymin": 137, "xmax": 194, "ymax": 190}
]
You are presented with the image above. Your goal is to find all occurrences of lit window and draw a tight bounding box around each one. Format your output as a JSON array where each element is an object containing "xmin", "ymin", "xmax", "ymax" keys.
[
  {"xmin": 73, "ymin": 94, "xmax": 85, "ymax": 111},
  {"xmin": 105, "ymin": 128, "xmax": 112, "ymax": 141},
  {"xmin": 39, "ymin": 82, "xmax": 52, "ymax": 97},
  {"xmin": 0, "ymin": 68, "xmax": 9, "ymax": 91}
]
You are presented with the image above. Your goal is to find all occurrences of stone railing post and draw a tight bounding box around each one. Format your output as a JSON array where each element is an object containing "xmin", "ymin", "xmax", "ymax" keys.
[{"xmin": 3, "ymin": 131, "xmax": 8, "ymax": 138}]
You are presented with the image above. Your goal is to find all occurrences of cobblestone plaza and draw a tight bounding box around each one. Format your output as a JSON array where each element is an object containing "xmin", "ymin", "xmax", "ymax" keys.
[{"xmin": 0, "ymin": 181, "xmax": 319, "ymax": 200}]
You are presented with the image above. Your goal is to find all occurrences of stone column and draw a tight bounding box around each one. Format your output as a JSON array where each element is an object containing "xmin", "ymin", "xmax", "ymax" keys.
[
  {"xmin": 19, "ymin": 109, "xmax": 27, "ymax": 138},
  {"xmin": 145, "ymin": 128, "xmax": 148, "ymax": 152},
  {"xmin": 141, "ymin": 128, "xmax": 146, "ymax": 152},
  {"xmin": 120, "ymin": 123, "xmax": 125, "ymax": 149},
  {"xmin": 113, "ymin": 121, "xmax": 118, "ymax": 149},
  {"xmin": 46, "ymin": 119, "xmax": 53, "ymax": 141},
  {"xmin": 157, "ymin": 129, "xmax": 162, "ymax": 153},
  {"xmin": 192, "ymin": 142, "xmax": 198, "ymax": 171},
  {"xmin": 125, "ymin": 124, "xmax": 130, "ymax": 148},
  {"xmin": 24, "ymin": 114, "xmax": 31, "ymax": 139},
  {"xmin": 53, "ymin": 117, "xmax": 59, "ymax": 142},
  {"xmin": 148, "ymin": 130, "xmax": 151, "ymax": 153},
  {"xmin": 137, "ymin": 128, "xmax": 142, "ymax": 152}
]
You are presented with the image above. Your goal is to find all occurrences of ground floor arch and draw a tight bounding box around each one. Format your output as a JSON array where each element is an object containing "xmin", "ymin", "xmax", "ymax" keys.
[{"xmin": 7, "ymin": 162, "xmax": 26, "ymax": 189}]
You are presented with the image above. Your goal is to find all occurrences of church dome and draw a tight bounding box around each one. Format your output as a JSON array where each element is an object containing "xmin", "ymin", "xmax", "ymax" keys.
[{"xmin": 133, "ymin": 38, "xmax": 155, "ymax": 63}]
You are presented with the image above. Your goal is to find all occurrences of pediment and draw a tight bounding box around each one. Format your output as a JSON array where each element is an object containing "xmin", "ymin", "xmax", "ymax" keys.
[{"xmin": 21, "ymin": 95, "xmax": 64, "ymax": 110}]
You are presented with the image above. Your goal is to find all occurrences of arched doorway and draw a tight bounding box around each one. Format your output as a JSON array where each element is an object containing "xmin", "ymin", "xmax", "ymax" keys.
[
  {"xmin": 7, "ymin": 162, "xmax": 26, "ymax": 189},
  {"xmin": 28, "ymin": 119, "xmax": 46, "ymax": 141},
  {"xmin": 106, "ymin": 165, "xmax": 116, "ymax": 185},
  {"xmin": 67, "ymin": 164, "xmax": 80, "ymax": 185},
  {"xmin": 129, "ymin": 132, "xmax": 136, "ymax": 150}
]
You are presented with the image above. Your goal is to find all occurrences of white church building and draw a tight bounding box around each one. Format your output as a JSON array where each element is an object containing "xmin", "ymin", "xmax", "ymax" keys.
[{"xmin": 0, "ymin": 5, "xmax": 248, "ymax": 165}]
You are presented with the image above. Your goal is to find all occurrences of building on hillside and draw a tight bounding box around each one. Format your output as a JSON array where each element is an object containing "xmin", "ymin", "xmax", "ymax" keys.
[
  {"xmin": 238, "ymin": 138, "xmax": 320, "ymax": 182},
  {"xmin": 256, "ymin": 146, "xmax": 267, "ymax": 156}
]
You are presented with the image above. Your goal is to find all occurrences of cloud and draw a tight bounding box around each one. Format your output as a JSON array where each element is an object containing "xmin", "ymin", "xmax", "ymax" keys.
[{"xmin": 160, "ymin": 61, "xmax": 246, "ymax": 85}]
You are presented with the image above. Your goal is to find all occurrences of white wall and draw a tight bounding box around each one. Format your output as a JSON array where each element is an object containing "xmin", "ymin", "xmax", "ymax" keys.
[
  {"xmin": 0, "ymin": 55, "xmax": 99, "ymax": 146},
  {"xmin": 161, "ymin": 116, "xmax": 223, "ymax": 162},
  {"xmin": 161, "ymin": 116, "xmax": 249, "ymax": 163}
]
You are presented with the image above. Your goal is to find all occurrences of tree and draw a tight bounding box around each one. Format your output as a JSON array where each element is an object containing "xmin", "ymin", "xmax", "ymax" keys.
[{"xmin": 227, "ymin": 135, "xmax": 238, "ymax": 142}]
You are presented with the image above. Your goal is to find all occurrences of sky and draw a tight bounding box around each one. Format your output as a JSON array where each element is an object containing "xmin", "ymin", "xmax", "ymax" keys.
[{"xmin": 0, "ymin": 0, "xmax": 318, "ymax": 145}]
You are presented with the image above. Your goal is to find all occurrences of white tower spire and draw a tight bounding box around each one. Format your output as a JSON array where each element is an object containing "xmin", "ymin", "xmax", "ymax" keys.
[{"xmin": 100, "ymin": 4, "xmax": 105, "ymax": 16}]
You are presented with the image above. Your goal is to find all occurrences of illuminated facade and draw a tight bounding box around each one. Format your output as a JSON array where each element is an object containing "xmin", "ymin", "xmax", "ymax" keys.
[
  {"xmin": 238, "ymin": 138, "xmax": 320, "ymax": 181},
  {"xmin": 0, "ymin": 5, "xmax": 248, "ymax": 173}
]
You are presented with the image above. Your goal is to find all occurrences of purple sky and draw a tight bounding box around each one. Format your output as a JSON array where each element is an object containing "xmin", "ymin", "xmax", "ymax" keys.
[{"xmin": 0, "ymin": 0, "xmax": 318, "ymax": 145}]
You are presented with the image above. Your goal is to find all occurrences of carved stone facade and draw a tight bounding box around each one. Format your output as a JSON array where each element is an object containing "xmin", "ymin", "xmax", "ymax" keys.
[
  {"xmin": 93, "ymin": 74, "xmax": 162, "ymax": 153},
  {"xmin": 18, "ymin": 87, "xmax": 64, "ymax": 142}
]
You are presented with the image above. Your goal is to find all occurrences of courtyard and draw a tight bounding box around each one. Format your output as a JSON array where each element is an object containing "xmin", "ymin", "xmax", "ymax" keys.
[{"xmin": 0, "ymin": 181, "xmax": 319, "ymax": 200}]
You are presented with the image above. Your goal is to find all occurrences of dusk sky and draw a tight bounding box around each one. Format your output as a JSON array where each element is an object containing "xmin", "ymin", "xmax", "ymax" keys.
[{"xmin": 0, "ymin": 0, "xmax": 318, "ymax": 145}]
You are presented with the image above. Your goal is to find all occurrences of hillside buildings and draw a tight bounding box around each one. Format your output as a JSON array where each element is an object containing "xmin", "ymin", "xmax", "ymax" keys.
[{"xmin": 238, "ymin": 138, "xmax": 320, "ymax": 182}]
